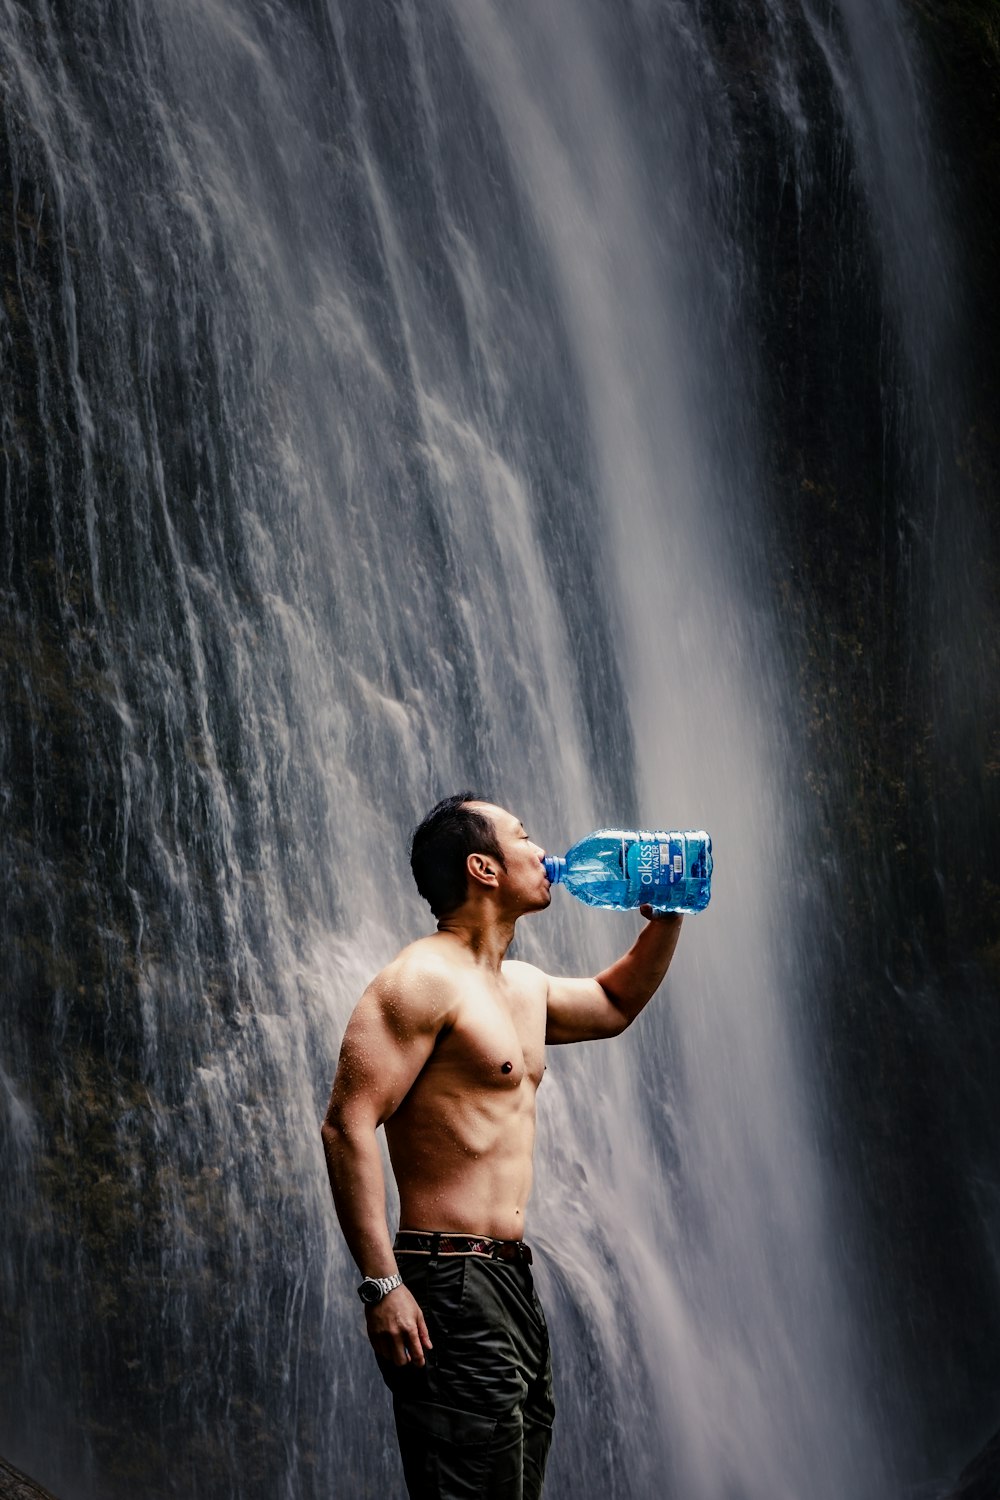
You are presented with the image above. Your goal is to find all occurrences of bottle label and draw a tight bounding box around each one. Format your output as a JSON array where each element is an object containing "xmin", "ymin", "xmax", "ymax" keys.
[{"xmin": 625, "ymin": 837, "xmax": 685, "ymax": 890}]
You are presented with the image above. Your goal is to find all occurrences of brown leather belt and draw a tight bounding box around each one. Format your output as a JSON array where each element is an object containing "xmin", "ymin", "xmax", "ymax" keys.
[{"xmin": 394, "ymin": 1230, "xmax": 533, "ymax": 1265}]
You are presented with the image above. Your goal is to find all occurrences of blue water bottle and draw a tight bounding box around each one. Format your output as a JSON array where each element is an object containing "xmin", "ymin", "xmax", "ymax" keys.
[{"xmin": 543, "ymin": 829, "xmax": 712, "ymax": 915}]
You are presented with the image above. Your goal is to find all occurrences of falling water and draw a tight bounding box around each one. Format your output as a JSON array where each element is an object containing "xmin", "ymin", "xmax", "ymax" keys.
[{"xmin": 1, "ymin": 2, "xmax": 992, "ymax": 1497}]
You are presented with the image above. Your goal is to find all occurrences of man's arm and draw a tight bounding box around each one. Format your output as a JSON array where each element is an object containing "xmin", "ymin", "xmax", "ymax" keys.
[
  {"xmin": 320, "ymin": 959, "xmax": 451, "ymax": 1367},
  {"xmin": 544, "ymin": 908, "xmax": 683, "ymax": 1044}
]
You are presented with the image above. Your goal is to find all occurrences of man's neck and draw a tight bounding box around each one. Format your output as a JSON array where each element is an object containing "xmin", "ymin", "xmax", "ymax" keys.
[{"xmin": 435, "ymin": 908, "xmax": 516, "ymax": 974}]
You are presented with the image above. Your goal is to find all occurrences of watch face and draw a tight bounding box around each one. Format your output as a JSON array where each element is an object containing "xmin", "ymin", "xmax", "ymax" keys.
[{"xmin": 358, "ymin": 1279, "xmax": 382, "ymax": 1306}]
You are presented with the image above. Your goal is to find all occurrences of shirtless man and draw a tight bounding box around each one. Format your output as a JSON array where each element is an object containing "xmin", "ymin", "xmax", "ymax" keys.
[{"xmin": 320, "ymin": 794, "xmax": 683, "ymax": 1499}]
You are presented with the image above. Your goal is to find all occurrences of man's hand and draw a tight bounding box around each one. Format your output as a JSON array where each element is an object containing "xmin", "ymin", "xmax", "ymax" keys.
[
  {"xmin": 365, "ymin": 1283, "xmax": 433, "ymax": 1368},
  {"xmin": 638, "ymin": 904, "xmax": 682, "ymax": 922}
]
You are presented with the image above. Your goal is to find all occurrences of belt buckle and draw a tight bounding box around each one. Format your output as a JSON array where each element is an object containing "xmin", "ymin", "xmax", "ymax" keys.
[{"xmin": 493, "ymin": 1240, "xmax": 531, "ymax": 1265}]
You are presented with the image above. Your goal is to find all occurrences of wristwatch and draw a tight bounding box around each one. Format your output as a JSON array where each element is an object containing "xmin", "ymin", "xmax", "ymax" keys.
[{"xmin": 357, "ymin": 1272, "xmax": 402, "ymax": 1306}]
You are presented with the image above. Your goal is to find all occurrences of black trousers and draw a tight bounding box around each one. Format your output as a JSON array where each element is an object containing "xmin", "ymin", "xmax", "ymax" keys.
[{"xmin": 376, "ymin": 1251, "xmax": 555, "ymax": 1499}]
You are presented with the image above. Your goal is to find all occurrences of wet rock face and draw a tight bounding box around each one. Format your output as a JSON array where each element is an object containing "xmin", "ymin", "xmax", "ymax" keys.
[
  {"xmin": 1, "ymin": 3, "xmax": 999, "ymax": 1498},
  {"xmin": 943, "ymin": 1427, "xmax": 1000, "ymax": 1500},
  {"xmin": 742, "ymin": 4, "xmax": 1000, "ymax": 1473},
  {"xmin": 0, "ymin": 1457, "xmax": 60, "ymax": 1500},
  {"xmin": 909, "ymin": 0, "xmax": 1000, "ymax": 351}
]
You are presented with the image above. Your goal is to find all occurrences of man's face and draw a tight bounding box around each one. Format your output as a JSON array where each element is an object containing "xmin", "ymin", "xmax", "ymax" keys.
[{"xmin": 467, "ymin": 802, "xmax": 551, "ymax": 913}]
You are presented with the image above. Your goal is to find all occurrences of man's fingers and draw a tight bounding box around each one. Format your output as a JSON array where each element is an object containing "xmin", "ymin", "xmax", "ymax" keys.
[
  {"xmin": 639, "ymin": 902, "xmax": 682, "ymax": 924},
  {"xmin": 381, "ymin": 1323, "xmax": 427, "ymax": 1368},
  {"xmin": 390, "ymin": 1337, "xmax": 420, "ymax": 1368},
  {"xmin": 365, "ymin": 1287, "xmax": 431, "ymax": 1367},
  {"xmin": 404, "ymin": 1321, "xmax": 427, "ymax": 1367},
  {"xmin": 381, "ymin": 1330, "xmax": 408, "ymax": 1367}
]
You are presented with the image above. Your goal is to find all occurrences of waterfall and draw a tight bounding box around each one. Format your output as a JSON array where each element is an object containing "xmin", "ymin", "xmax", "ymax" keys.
[{"xmin": 1, "ymin": 2, "xmax": 993, "ymax": 1497}]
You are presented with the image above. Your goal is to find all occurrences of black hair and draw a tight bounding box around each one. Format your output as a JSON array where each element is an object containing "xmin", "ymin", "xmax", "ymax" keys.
[{"xmin": 409, "ymin": 793, "xmax": 507, "ymax": 919}]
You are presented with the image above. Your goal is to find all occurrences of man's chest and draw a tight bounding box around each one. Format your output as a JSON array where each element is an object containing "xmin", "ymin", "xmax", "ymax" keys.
[{"xmin": 436, "ymin": 975, "xmax": 546, "ymax": 1092}]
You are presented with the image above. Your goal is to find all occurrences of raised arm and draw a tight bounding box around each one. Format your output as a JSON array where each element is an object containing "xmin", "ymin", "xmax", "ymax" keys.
[
  {"xmin": 320, "ymin": 957, "xmax": 452, "ymax": 1366},
  {"xmin": 544, "ymin": 908, "xmax": 683, "ymax": 1044}
]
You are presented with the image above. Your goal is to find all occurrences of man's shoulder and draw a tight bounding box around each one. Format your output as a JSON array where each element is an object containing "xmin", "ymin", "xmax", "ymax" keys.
[
  {"xmin": 378, "ymin": 933, "xmax": 461, "ymax": 981},
  {"xmin": 500, "ymin": 958, "xmax": 549, "ymax": 997},
  {"xmin": 365, "ymin": 936, "xmax": 464, "ymax": 1023}
]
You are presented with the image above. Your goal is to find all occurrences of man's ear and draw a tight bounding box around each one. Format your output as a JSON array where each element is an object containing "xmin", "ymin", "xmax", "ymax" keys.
[{"xmin": 467, "ymin": 852, "xmax": 499, "ymax": 889}]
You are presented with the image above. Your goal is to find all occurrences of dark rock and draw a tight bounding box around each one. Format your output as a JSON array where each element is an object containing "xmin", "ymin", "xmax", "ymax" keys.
[
  {"xmin": 0, "ymin": 1458, "xmax": 59, "ymax": 1500},
  {"xmin": 942, "ymin": 1427, "xmax": 1000, "ymax": 1499}
]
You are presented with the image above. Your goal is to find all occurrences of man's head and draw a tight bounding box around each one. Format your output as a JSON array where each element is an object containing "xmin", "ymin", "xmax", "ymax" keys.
[
  {"xmin": 410, "ymin": 794, "xmax": 549, "ymax": 920},
  {"xmin": 410, "ymin": 794, "xmax": 507, "ymax": 919}
]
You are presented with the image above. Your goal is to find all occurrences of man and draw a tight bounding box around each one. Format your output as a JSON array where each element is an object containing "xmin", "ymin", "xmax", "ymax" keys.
[{"xmin": 321, "ymin": 794, "xmax": 683, "ymax": 1499}]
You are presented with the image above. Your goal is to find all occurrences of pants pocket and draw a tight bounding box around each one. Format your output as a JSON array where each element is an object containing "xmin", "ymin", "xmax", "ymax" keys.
[
  {"xmin": 425, "ymin": 1254, "xmax": 468, "ymax": 1332},
  {"xmin": 394, "ymin": 1398, "xmax": 498, "ymax": 1499}
]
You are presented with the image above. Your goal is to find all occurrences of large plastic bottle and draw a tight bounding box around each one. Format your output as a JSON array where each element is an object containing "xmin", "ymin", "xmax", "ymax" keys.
[{"xmin": 543, "ymin": 829, "xmax": 712, "ymax": 915}]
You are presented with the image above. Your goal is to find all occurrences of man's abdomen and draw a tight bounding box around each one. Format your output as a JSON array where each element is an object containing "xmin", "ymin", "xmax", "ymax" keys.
[{"xmin": 387, "ymin": 1088, "xmax": 537, "ymax": 1241}]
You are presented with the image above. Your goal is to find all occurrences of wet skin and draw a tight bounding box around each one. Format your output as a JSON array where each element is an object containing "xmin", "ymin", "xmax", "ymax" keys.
[
  {"xmin": 384, "ymin": 941, "xmax": 549, "ymax": 1242},
  {"xmin": 321, "ymin": 802, "xmax": 683, "ymax": 1368}
]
